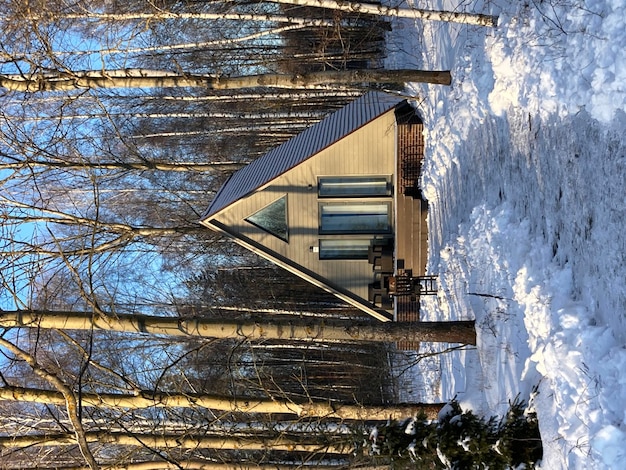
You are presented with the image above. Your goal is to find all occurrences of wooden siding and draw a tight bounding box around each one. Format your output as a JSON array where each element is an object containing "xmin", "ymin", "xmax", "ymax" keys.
[{"xmin": 211, "ymin": 110, "xmax": 398, "ymax": 307}]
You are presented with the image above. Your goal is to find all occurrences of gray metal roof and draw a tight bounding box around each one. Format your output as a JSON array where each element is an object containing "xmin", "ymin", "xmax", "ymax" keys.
[{"xmin": 202, "ymin": 91, "xmax": 407, "ymax": 220}]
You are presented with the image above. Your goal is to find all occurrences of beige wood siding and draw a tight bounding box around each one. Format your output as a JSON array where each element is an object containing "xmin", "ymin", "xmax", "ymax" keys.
[{"xmin": 214, "ymin": 109, "xmax": 397, "ymax": 303}]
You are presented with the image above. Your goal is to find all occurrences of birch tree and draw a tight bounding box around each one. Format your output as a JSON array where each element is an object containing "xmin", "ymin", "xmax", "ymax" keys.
[
  {"xmin": 0, "ymin": 309, "xmax": 477, "ymax": 345},
  {"xmin": 0, "ymin": 68, "xmax": 452, "ymax": 92},
  {"xmin": 0, "ymin": 328, "xmax": 418, "ymax": 468},
  {"xmin": 25, "ymin": 462, "xmax": 376, "ymax": 470},
  {"xmin": 1, "ymin": 2, "xmax": 497, "ymax": 27},
  {"xmin": 0, "ymin": 431, "xmax": 352, "ymax": 454},
  {"xmin": 0, "ymin": 337, "xmax": 99, "ymax": 469},
  {"xmin": 0, "ymin": 5, "xmax": 458, "ymax": 468},
  {"xmin": 0, "ymin": 329, "xmax": 366, "ymax": 467},
  {"xmin": 0, "ymin": 385, "xmax": 443, "ymax": 420},
  {"xmin": 0, "ymin": 159, "xmax": 244, "ymax": 173},
  {"xmin": 266, "ymin": 0, "xmax": 499, "ymax": 26},
  {"xmin": 2, "ymin": 462, "xmax": 373, "ymax": 470}
]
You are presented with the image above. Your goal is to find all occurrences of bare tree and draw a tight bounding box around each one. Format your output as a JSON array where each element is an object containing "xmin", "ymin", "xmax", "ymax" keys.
[
  {"xmin": 4, "ymin": 462, "xmax": 373, "ymax": 470},
  {"xmin": 0, "ymin": 338, "xmax": 99, "ymax": 469},
  {"xmin": 1, "ymin": 309, "xmax": 476, "ymax": 345},
  {"xmin": 0, "ymin": 159, "xmax": 244, "ymax": 173},
  {"xmin": 0, "ymin": 431, "xmax": 352, "ymax": 454},
  {"xmin": 0, "ymin": 3, "xmax": 458, "ymax": 468},
  {"xmin": 0, "ymin": 68, "xmax": 452, "ymax": 93},
  {"xmin": 2, "ymin": 2, "xmax": 497, "ymax": 26},
  {"xmin": 266, "ymin": 0, "xmax": 498, "ymax": 26},
  {"xmin": 0, "ymin": 384, "xmax": 443, "ymax": 420}
]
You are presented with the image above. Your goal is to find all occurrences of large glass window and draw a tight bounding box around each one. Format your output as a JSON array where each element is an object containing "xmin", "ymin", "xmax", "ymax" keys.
[
  {"xmin": 319, "ymin": 202, "xmax": 390, "ymax": 234},
  {"xmin": 245, "ymin": 195, "xmax": 288, "ymax": 241},
  {"xmin": 319, "ymin": 239, "xmax": 372, "ymax": 259},
  {"xmin": 318, "ymin": 176, "xmax": 391, "ymax": 197}
]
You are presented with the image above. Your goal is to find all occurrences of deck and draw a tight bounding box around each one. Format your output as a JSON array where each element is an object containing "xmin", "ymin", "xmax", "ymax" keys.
[
  {"xmin": 395, "ymin": 195, "xmax": 429, "ymax": 319},
  {"xmin": 365, "ymin": 120, "xmax": 430, "ymax": 349},
  {"xmin": 395, "ymin": 121, "xmax": 429, "ymax": 349}
]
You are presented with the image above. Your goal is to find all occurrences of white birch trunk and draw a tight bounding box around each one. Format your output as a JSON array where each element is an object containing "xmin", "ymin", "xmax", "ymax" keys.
[
  {"xmin": 3, "ymin": 11, "xmax": 337, "ymax": 26},
  {"xmin": 0, "ymin": 69, "xmax": 451, "ymax": 93},
  {"xmin": 65, "ymin": 24, "xmax": 315, "ymax": 57},
  {"xmin": 0, "ymin": 385, "xmax": 443, "ymax": 420},
  {"xmin": 0, "ymin": 431, "xmax": 351, "ymax": 454},
  {"xmin": 0, "ymin": 160, "xmax": 244, "ymax": 172},
  {"xmin": 149, "ymin": 90, "xmax": 363, "ymax": 101},
  {"xmin": 4, "ymin": 6, "xmax": 497, "ymax": 27},
  {"xmin": 0, "ymin": 309, "xmax": 476, "ymax": 344},
  {"xmin": 19, "ymin": 461, "xmax": 374, "ymax": 470},
  {"xmin": 0, "ymin": 197, "xmax": 201, "ymax": 235},
  {"xmin": 37, "ymin": 462, "xmax": 371, "ymax": 470},
  {"xmin": 11, "ymin": 111, "xmax": 324, "ymax": 122},
  {"xmin": 265, "ymin": 0, "xmax": 498, "ymax": 26},
  {"xmin": 130, "ymin": 127, "xmax": 295, "ymax": 139}
]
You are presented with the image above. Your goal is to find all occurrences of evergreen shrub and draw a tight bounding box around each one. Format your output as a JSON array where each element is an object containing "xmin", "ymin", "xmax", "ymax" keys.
[{"xmin": 363, "ymin": 396, "xmax": 542, "ymax": 469}]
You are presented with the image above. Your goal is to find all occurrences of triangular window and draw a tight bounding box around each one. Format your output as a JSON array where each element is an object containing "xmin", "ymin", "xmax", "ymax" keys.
[{"xmin": 245, "ymin": 195, "xmax": 288, "ymax": 242}]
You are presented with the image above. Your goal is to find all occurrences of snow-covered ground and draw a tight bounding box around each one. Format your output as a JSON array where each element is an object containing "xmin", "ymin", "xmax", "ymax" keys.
[{"xmin": 387, "ymin": 0, "xmax": 626, "ymax": 468}]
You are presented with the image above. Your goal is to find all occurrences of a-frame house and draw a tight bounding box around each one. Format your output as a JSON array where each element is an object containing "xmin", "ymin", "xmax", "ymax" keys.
[{"xmin": 200, "ymin": 92, "xmax": 428, "ymax": 322}]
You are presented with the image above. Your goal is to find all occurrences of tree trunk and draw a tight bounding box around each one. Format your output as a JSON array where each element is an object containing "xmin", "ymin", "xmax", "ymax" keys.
[
  {"xmin": 0, "ymin": 309, "xmax": 476, "ymax": 345},
  {"xmin": 9, "ymin": 10, "xmax": 339, "ymax": 26},
  {"xmin": 0, "ymin": 159, "xmax": 244, "ymax": 173},
  {"xmin": 0, "ymin": 385, "xmax": 444, "ymax": 420},
  {"xmin": 267, "ymin": 0, "xmax": 498, "ymax": 26},
  {"xmin": 0, "ymin": 431, "xmax": 351, "ymax": 454},
  {"xmin": 0, "ymin": 69, "xmax": 452, "ymax": 93},
  {"xmin": 25, "ymin": 462, "xmax": 382, "ymax": 470},
  {"xmin": 14, "ymin": 111, "xmax": 324, "ymax": 122},
  {"xmin": 11, "ymin": 8, "xmax": 496, "ymax": 26}
]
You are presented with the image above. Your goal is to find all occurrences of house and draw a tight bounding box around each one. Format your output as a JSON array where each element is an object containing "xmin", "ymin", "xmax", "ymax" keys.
[{"xmin": 200, "ymin": 92, "xmax": 429, "ymax": 323}]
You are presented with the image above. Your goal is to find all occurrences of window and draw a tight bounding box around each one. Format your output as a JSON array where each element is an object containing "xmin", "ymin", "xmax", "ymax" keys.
[
  {"xmin": 318, "ymin": 176, "xmax": 391, "ymax": 197},
  {"xmin": 319, "ymin": 202, "xmax": 390, "ymax": 234},
  {"xmin": 319, "ymin": 239, "xmax": 372, "ymax": 259},
  {"xmin": 245, "ymin": 195, "xmax": 288, "ymax": 241}
]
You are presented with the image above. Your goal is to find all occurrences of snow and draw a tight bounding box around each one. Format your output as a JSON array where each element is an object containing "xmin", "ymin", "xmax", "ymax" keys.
[{"xmin": 386, "ymin": 0, "xmax": 626, "ymax": 468}]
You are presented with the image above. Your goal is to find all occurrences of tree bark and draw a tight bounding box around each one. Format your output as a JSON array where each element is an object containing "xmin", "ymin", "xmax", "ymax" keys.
[
  {"xmin": 24, "ymin": 462, "xmax": 384, "ymax": 470},
  {"xmin": 0, "ymin": 69, "xmax": 452, "ymax": 93},
  {"xmin": 266, "ymin": 0, "xmax": 498, "ymax": 27},
  {"xmin": 0, "ymin": 309, "xmax": 476, "ymax": 345},
  {"xmin": 7, "ymin": 10, "xmax": 339, "ymax": 26},
  {"xmin": 0, "ymin": 385, "xmax": 444, "ymax": 420},
  {"xmin": 0, "ymin": 159, "xmax": 244, "ymax": 173},
  {"xmin": 8, "ymin": 8, "xmax": 496, "ymax": 26},
  {"xmin": 0, "ymin": 431, "xmax": 350, "ymax": 454}
]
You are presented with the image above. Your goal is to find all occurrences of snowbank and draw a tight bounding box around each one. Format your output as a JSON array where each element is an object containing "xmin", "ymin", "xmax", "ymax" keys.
[{"xmin": 387, "ymin": 0, "xmax": 626, "ymax": 467}]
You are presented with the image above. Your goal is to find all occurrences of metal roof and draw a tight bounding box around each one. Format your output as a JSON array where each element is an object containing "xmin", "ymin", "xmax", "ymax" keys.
[{"xmin": 202, "ymin": 91, "xmax": 406, "ymax": 220}]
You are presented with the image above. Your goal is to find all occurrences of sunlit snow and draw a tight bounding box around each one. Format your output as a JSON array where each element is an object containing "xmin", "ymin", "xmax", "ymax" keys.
[{"xmin": 386, "ymin": 0, "xmax": 625, "ymax": 468}]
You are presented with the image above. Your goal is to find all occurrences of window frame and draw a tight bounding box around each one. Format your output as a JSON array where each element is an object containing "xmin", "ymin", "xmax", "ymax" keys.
[
  {"xmin": 318, "ymin": 201, "xmax": 391, "ymax": 235},
  {"xmin": 318, "ymin": 238, "xmax": 373, "ymax": 260},
  {"xmin": 244, "ymin": 194, "xmax": 289, "ymax": 242},
  {"xmin": 317, "ymin": 176, "xmax": 392, "ymax": 198}
]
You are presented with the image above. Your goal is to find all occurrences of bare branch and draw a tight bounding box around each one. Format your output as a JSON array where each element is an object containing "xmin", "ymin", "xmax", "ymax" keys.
[
  {"xmin": 0, "ymin": 384, "xmax": 442, "ymax": 420},
  {"xmin": 0, "ymin": 338, "xmax": 100, "ymax": 469}
]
